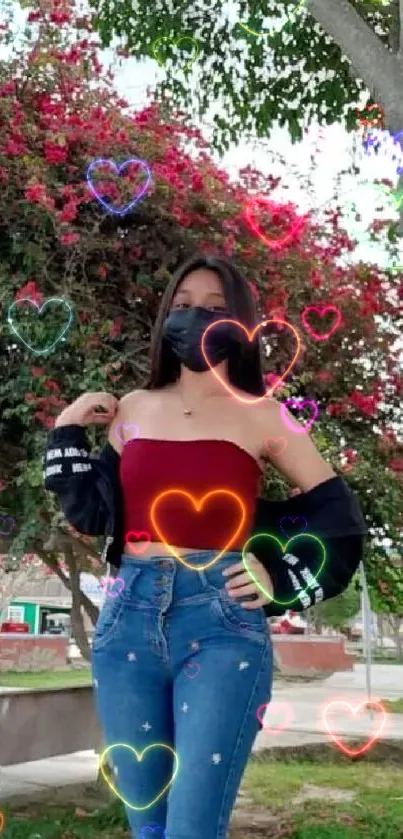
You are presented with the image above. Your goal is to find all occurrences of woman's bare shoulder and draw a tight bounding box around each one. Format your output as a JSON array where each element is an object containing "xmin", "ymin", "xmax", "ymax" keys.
[{"xmin": 118, "ymin": 388, "xmax": 151, "ymax": 410}]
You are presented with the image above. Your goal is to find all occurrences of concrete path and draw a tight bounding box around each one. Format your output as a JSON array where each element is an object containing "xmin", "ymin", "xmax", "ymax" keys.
[
  {"xmin": 255, "ymin": 661, "xmax": 403, "ymax": 750},
  {"xmin": 1, "ymin": 664, "xmax": 402, "ymax": 801}
]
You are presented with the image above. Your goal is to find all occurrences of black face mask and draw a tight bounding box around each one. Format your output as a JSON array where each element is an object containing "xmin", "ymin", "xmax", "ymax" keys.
[{"xmin": 162, "ymin": 306, "xmax": 238, "ymax": 373}]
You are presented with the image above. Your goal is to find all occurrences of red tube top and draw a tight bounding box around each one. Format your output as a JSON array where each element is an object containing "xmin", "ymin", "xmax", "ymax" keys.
[{"xmin": 120, "ymin": 439, "xmax": 262, "ymax": 551}]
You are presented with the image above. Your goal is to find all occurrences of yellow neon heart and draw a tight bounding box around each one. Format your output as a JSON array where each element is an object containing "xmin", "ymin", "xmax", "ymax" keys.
[
  {"xmin": 99, "ymin": 742, "xmax": 179, "ymax": 811},
  {"xmin": 237, "ymin": 0, "xmax": 305, "ymax": 38},
  {"xmin": 242, "ymin": 532, "xmax": 326, "ymax": 607},
  {"xmin": 151, "ymin": 36, "xmax": 200, "ymax": 72}
]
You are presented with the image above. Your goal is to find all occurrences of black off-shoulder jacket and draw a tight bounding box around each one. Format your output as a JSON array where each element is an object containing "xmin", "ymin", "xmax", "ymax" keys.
[{"xmin": 43, "ymin": 424, "xmax": 368, "ymax": 618}]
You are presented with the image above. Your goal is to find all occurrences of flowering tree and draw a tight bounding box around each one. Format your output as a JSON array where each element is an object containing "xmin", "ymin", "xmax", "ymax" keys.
[{"xmin": 0, "ymin": 0, "xmax": 402, "ymax": 662}]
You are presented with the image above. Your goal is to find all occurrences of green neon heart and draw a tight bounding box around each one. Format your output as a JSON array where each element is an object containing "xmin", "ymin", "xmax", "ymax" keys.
[
  {"xmin": 242, "ymin": 532, "xmax": 326, "ymax": 607},
  {"xmin": 236, "ymin": 0, "xmax": 305, "ymax": 38},
  {"xmin": 151, "ymin": 36, "xmax": 200, "ymax": 72},
  {"xmin": 7, "ymin": 297, "xmax": 74, "ymax": 355}
]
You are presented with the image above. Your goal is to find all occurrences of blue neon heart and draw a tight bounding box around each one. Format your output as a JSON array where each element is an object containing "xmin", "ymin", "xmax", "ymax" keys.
[{"xmin": 86, "ymin": 157, "xmax": 151, "ymax": 215}]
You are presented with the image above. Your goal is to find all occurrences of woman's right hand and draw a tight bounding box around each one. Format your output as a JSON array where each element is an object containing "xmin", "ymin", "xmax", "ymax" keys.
[{"xmin": 55, "ymin": 392, "xmax": 119, "ymax": 428}]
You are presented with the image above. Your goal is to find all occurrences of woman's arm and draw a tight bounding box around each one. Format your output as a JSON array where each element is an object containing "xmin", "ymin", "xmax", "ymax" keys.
[
  {"xmin": 249, "ymin": 398, "xmax": 367, "ymax": 615},
  {"xmin": 258, "ymin": 398, "xmax": 336, "ymax": 491},
  {"xmin": 44, "ymin": 392, "xmax": 119, "ymax": 535}
]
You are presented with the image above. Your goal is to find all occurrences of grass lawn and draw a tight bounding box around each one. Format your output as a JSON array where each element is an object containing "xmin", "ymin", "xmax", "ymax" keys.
[
  {"xmin": 0, "ymin": 668, "xmax": 92, "ymax": 689},
  {"xmin": 2, "ymin": 743, "xmax": 403, "ymax": 838}
]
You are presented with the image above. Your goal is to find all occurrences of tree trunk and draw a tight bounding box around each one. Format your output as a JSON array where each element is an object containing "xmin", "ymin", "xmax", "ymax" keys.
[{"xmin": 64, "ymin": 545, "xmax": 91, "ymax": 661}]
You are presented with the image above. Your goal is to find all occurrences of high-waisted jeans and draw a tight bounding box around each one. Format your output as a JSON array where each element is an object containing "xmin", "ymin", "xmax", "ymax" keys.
[{"xmin": 91, "ymin": 552, "xmax": 273, "ymax": 839}]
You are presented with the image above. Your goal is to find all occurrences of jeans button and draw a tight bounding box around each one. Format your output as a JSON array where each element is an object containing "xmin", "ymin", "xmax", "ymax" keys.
[
  {"xmin": 156, "ymin": 576, "xmax": 170, "ymax": 585},
  {"xmin": 158, "ymin": 560, "xmax": 171, "ymax": 568}
]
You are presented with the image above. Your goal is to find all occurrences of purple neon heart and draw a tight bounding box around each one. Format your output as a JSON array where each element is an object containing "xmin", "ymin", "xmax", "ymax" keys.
[
  {"xmin": 140, "ymin": 827, "xmax": 165, "ymax": 838},
  {"xmin": 87, "ymin": 157, "xmax": 151, "ymax": 215},
  {"xmin": 279, "ymin": 516, "xmax": 307, "ymax": 540},
  {"xmin": 281, "ymin": 399, "xmax": 319, "ymax": 432},
  {"xmin": 0, "ymin": 516, "xmax": 15, "ymax": 536}
]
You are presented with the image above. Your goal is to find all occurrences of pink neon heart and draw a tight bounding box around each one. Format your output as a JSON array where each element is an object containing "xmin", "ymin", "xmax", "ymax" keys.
[
  {"xmin": 281, "ymin": 399, "xmax": 319, "ymax": 433},
  {"xmin": 100, "ymin": 576, "xmax": 125, "ymax": 598},
  {"xmin": 301, "ymin": 306, "xmax": 342, "ymax": 341},
  {"xmin": 184, "ymin": 662, "xmax": 200, "ymax": 679},
  {"xmin": 322, "ymin": 700, "xmax": 387, "ymax": 757},
  {"xmin": 125, "ymin": 531, "xmax": 151, "ymax": 553},
  {"xmin": 114, "ymin": 423, "xmax": 140, "ymax": 445},
  {"xmin": 256, "ymin": 701, "xmax": 294, "ymax": 734},
  {"xmin": 245, "ymin": 196, "xmax": 306, "ymax": 251}
]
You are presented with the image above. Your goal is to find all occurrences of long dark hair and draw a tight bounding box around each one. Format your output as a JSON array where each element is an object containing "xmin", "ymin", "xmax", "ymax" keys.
[{"xmin": 145, "ymin": 255, "xmax": 266, "ymax": 396}]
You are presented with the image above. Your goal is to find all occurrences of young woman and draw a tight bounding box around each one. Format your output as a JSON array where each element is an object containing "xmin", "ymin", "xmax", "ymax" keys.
[{"xmin": 44, "ymin": 255, "xmax": 366, "ymax": 839}]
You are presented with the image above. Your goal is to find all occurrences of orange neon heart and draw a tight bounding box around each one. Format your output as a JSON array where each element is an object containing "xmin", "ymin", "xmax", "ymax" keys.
[
  {"xmin": 201, "ymin": 318, "xmax": 301, "ymax": 403},
  {"xmin": 322, "ymin": 700, "xmax": 388, "ymax": 757},
  {"xmin": 150, "ymin": 489, "xmax": 246, "ymax": 570}
]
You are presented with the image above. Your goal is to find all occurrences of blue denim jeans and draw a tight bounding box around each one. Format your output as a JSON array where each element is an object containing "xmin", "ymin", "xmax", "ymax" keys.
[{"xmin": 92, "ymin": 552, "xmax": 273, "ymax": 839}]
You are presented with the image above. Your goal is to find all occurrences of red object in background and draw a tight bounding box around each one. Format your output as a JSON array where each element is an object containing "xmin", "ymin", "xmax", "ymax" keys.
[
  {"xmin": 271, "ymin": 617, "xmax": 305, "ymax": 635},
  {"xmin": 0, "ymin": 621, "xmax": 29, "ymax": 633}
]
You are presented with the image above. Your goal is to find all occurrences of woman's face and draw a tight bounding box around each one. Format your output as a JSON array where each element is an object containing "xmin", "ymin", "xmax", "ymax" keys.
[{"xmin": 170, "ymin": 269, "xmax": 228, "ymax": 313}]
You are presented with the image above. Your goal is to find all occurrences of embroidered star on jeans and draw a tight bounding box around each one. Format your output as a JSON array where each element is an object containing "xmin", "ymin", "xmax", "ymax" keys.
[
  {"xmin": 181, "ymin": 702, "xmax": 189, "ymax": 713},
  {"xmin": 127, "ymin": 652, "xmax": 137, "ymax": 661},
  {"xmin": 211, "ymin": 753, "xmax": 222, "ymax": 765},
  {"xmin": 190, "ymin": 641, "xmax": 199, "ymax": 651},
  {"xmin": 239, "ymin": 661, "xmax": 249, "ymax": 671},
  {"xmin": 142, "ymin": 721, "xmax": 152, "ymax": 732}
]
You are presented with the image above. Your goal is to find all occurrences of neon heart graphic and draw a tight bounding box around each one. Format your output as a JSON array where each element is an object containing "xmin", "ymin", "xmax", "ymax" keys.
[
  {"xmin": 281, "ymin": 399, "xmax": 319, "ymax": 433},
  {"xmin": 279, "ymin": 516, "xmax": 307, "ymax": 540},
  {"xmin": 114, "ymin": 424, "xmax": 140, "ymax": 445},
  {"xmin": 141, "ymin": 826, "xmax": 165, "ymax": 839},
  {"xmin": 151, "ymin": 36, "xmax": 200, "ymax": 72},
  {"xmin": 100, "ymin": 576, "xmax": 125, "ymax": 598},
  {"xmin": 7, "ymin": 297, "xmax": 74, "ymax": 355},
  {"xmin": 183, "ymin": 662, "xmax": 200, "ymax": 679},
  {"xmin": 245, "ymin": 196, "xmax": 306, "ymax": 250},
  {"xmin": 242, "ymin": 532, "xmax": 326, "ymax": 606},
  {"xmin": 100, "ymin": 742, "xmax": 179, "ymax": 811},
  {"xmin": 125, "ymin": 531, "xmax": 151, "ymax": 553},
  {"xmin": 201, "ymin": 319, "xmax": 301, "ymax": 404},
  {"xmin": 0, "ymin": 515, "xmax": 15, "ymax": 536},
  {"xmin": 265, "ymin": 436, "xmax": 287, "ymax": 457},
  {"xmin": 257, "ymin": 700, "xmax": 294, "ymax": 734},
  {"xmin": 301, "ymin": 306, "xmax": 342, "ymax": 341},
  {"xmin": 150, "ymin": 489, "xmax": 246, "ymax": 570},
  {"xmin": 236, "ymin": 0, "xmax": 305, "ymax": 38},
  {"xmin": 86, "ymin": 157, "xmax": 151, "ymax": 215},
  {"xmin": 323, "ymin": 700, "xmax": 388, "ymax": 757}
]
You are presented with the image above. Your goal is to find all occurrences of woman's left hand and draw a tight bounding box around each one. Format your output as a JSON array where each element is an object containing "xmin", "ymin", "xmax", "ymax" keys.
[{"xmin": 222, "ymin": 554, "xmax": 274, "ymax": 609}]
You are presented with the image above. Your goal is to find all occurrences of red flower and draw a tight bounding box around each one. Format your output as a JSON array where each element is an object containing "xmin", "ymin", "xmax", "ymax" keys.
[
  {"xmin": 31, "ymin": 367, "xmax": 46, "ymax": 377},
  {"xmin": 316, "ymin": 371, "xmax": 334, "ymax": 383},
  {"xmin": 109, "ymin": 317, "xmax": 123, "ymax": 338},
  {"xmin": 388, "ymin": 458, "xmax": 403, "ymax": 473},
  {"xmin": 60, "ymin": 232, "xmax": 80, "ymax": 246},
  {"xmin": 43, "ymin": 378, "xmax": 61, "ymax": 394},
  {"xmin": 15, "ymin": 281, "xmax": 43, "ymax": 305}
]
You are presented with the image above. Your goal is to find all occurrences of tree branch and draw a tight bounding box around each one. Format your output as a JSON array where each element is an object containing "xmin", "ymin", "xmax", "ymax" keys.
[{"xmin": 307, "ymin": 0, "xmax": 403, "ymax": 132}]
